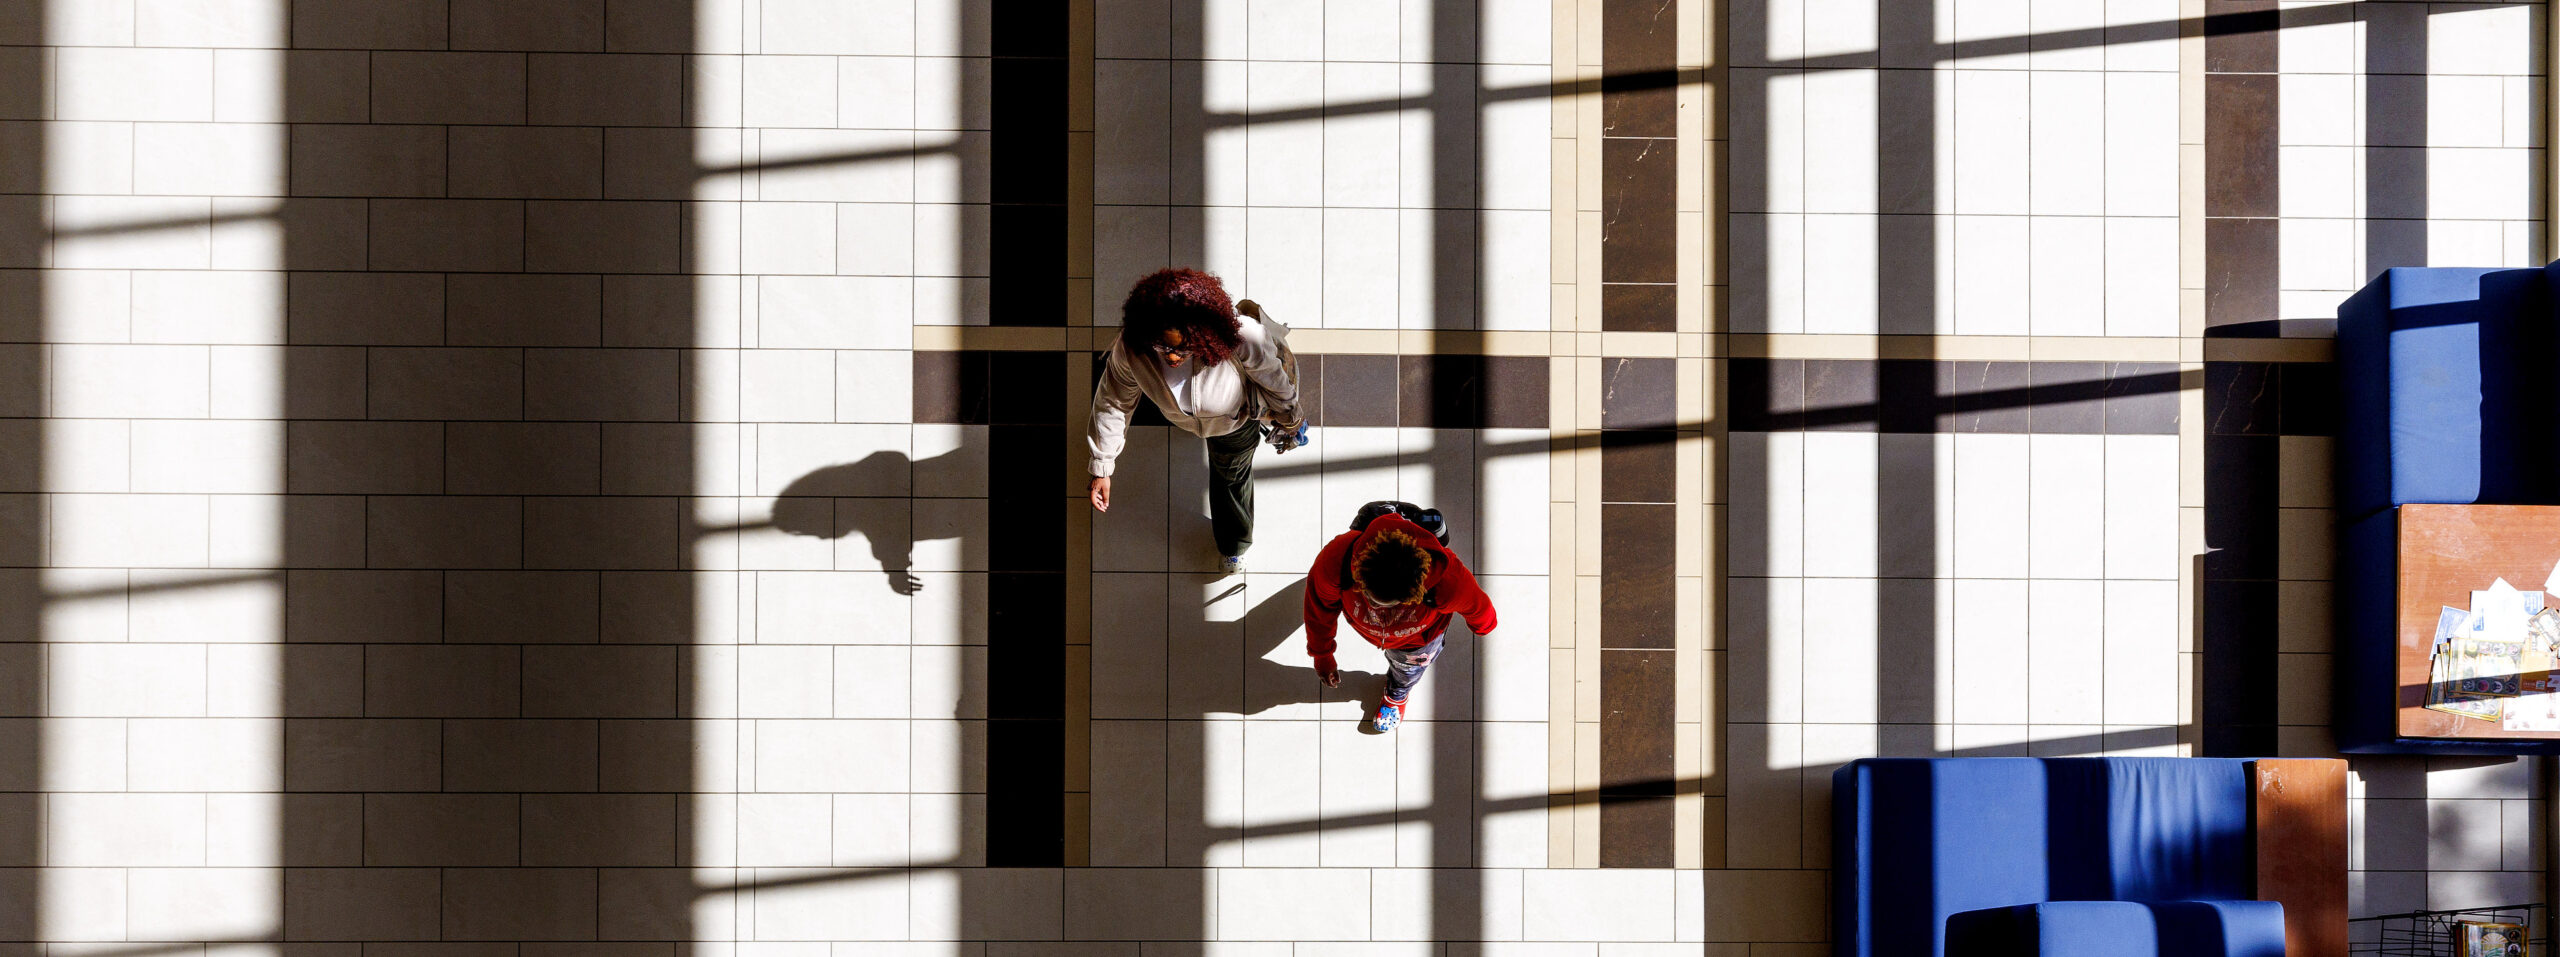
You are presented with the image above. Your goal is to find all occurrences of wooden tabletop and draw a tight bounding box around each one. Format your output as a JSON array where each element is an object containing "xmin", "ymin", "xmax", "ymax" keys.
[{"xmin": 2396, "ymin": 504, "xmax": 2560, "ymax": 741}]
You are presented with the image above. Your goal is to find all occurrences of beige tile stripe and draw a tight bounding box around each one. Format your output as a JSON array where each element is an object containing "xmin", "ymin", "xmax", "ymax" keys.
[
  {"xmin": 2175, "ymin": 0, "xmax": 2205, "ymax": 757},
  {"xmin": 1551, "ymin": 0, "xmax": 1598, "ymax": 869}
]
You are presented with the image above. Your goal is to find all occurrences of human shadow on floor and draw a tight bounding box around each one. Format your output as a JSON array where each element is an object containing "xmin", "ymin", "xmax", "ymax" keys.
[
  {"xmin": 773, "ymin": 449, "xmax": 971, "ymax": 595},
  {"xmin": 1225, "ymin": 575, "xmax": 1407, "ymax": 731}
]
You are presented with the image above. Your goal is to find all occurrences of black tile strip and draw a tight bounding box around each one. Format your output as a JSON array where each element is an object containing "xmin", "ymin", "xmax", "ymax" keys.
[
  {"xmin": 2199, "ymin": 579, "xmax": 2278, "ymax": 757},
  {"xmin": 2201, "ymin": 433, "xmax": 2278, "ymax": 581},
  {"xmin": 1802, "ymin": 359, "xmax": 1878, "ymax": 433},
  {"xmin": 2204, "ymin": 218, "xmax": 2278, "ymax": 330},
  {"xmin": 2203, "ymin": 361, "xmax": 2275, "ymax": 436},
  {"xmin": 984, "ymin": 347, "xmax": 1065, "ymax": 865},
  {"xmin": 989, "ymin": 18, "xmax": 1066, "ymax": 328}
]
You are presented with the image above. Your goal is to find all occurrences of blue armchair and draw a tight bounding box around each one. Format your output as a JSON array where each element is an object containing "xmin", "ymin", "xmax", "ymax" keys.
[{"xmin": 1833, "ymin": 757, "xmax": 2335, "ymax": 957}]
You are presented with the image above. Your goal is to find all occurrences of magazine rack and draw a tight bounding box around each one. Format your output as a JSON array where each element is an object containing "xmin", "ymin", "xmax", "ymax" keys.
[{"xmin": 2350, "ymin": 903, "xmax": 2542, "ymax": 956}]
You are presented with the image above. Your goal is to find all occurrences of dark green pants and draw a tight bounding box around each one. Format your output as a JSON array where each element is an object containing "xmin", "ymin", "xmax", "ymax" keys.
[{"xmin": 1206, "ymin": 422, "xmax": 1260, "ymax": 558}]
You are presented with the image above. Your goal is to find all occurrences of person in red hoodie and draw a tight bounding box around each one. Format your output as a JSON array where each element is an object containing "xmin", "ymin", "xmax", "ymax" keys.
[{"xmin": 1303, "ymin": 511, "xmax": 1498, "ymax": 732}]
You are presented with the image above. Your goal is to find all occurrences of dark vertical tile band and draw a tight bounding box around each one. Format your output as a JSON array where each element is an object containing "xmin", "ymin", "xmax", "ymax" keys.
[
  {"xmin": 1599, "ymin": 649, "xmax": 1676, "ymax": 868},
  {"xmin": 990, "ymin": 3, "xmax": 1067, "ymax": 328},
  {"xmin": 2196, "ymin": 359, "xmax": 2333, "ymax": 757},
  {"xmin": 1600, "ymin": 0, "xmax": 1677, "ymax": 334},
  {"xmin": 1598, "ymin": 356, "xmax": 1682, "ymax": 852},
  {"xmin": 2203, "ymin": 0, "xmax": 2276, "ymax": 333},
  {"xmin": 984, "ymin": 348, "xmax": 1066, "ymax": 865}
]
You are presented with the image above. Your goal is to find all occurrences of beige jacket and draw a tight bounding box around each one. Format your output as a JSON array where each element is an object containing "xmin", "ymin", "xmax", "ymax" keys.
[{"xmin": 1085, "ymin": 311, "xmax": 1300, "ymax": 478}]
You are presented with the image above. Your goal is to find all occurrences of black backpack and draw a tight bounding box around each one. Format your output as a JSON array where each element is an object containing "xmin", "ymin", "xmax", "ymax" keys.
[{"xmin": 1340, "ymin": 500, "xmax": 1449, "ymax": 608}]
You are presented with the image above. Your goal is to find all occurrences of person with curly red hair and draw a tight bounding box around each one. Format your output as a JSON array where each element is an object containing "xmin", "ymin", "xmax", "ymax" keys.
[{"xmin": 1086, "ymin": 268, "xmax": 1306, "ymax": 575}]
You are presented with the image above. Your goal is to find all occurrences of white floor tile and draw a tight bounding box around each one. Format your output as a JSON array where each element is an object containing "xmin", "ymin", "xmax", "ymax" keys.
[
  {"xmin": 1521, "ymin": 869, "xmax": 1674, "ymax": 942},
  {"xmin": 1801, "ymin": 214, "xmax": 1880, "ymax": 335},
  {"xmin": 1952, "ymin": 578, "xmax": 2029, "ymax": 725},
  {"xmin": 1952, "ymin": 433, "xmax": 2029, "ymax": 578},
  {"xmin": 1803, "ymin": 70, "xmax": 1878, "ymax": 215},
  {"xmin": 1953, "ymin": 71, "xmax": 2029, "ymax": 214},
  {"xmin": 2028, "ymin": 434, "xmax": 2105, "ymax": 579},
  {"xmin": 2102, "ymin": 434, "xmax": 2178, "ymax": 579},
  {"xmin": 2028, "ymin": 217, "xmax": 2105, "ymax": 337},
  {"xmin": 1092, "ymin": 573, "xmax": 1170, "ymax": 719},
  {"xmin": 1728, "ymin": 577, "xmax": 1804, "ymax": 725},
  {"xmin": 2102, "ymin": 579, "xmax": 2178, "ymax": 727},
  {"xmin": 1241, "ymin": 719, "xmax": 1321, "ymax": 865},
  {"xmin": 2103, "ymin": 73, "xmax": 2179, "ymax": 217},
  {"xmin": 2027, "ymin": 579, "xmax": 2105, "ymax": 725},
  {"xmin": 1953, "ymin": 215, "xmax": 2030, "ymax": 334},
  {"xmin": 2029, "ymin": 72, "xmax": 2104, "ymax": 216},
  {"xmin": 1318, "ymin": 715, "xmax": 1398, "ymax": 866},
  {"xmin": 1802, "ymin": 578, "xmax": 1880, "ymax": 725}
]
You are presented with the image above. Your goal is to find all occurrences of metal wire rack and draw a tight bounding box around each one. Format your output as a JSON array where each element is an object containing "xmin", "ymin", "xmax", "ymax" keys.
[{"xmin": 2351, "ymin": 904, "xmax": 2545, "ymax": 956}]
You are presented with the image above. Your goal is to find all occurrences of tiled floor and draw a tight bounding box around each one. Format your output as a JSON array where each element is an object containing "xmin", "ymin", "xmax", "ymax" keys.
[{"xmin": 0, "ymin": 0, "xmax": 2550, "ymax": 950}]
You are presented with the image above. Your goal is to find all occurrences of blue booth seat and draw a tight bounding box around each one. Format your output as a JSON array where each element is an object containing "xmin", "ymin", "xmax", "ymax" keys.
[
  {"xmin": 2335, "ymin": 265, "xmax": 2555, "ymax": 523},
  {"xmin": 1833, "ymin": 757, "xmax": 2287, "ymax": 957},
  {"xmin": 1945, "ymin": 900, "xmax": 2286, "ymax": 957},
  {"xmin": 2334, "ymin": 264, "xmax": 2560, "ymax": 753}
]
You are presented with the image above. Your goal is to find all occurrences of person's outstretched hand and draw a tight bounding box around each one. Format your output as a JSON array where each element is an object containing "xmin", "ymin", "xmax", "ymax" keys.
[
  {"xmin": 1314, "ymin": 654, "xmax": 1340, "ymax": 688},
  {"xmin": 1088, "ymin": 476, "xmax": 1111, "ymax": 512},
  {"xmin": 1236, "ymin": 299, "xmax": 1262, "ymax": 320}
]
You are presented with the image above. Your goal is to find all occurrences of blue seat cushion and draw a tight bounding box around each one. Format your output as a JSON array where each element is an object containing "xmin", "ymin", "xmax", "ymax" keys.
[
  {"xmin": 1946, "ymin": 900, "xmax": 2285, "ymax": 957},
  {"xmin": 2336, "ymin": 266, "xmax": 2555, "ymax": 520}
]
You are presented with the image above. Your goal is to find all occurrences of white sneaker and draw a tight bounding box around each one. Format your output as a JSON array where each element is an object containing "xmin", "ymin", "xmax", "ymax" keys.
[{"xmin": 1220, "ymin": 555, "xmax": 1247, "ymax": 576}]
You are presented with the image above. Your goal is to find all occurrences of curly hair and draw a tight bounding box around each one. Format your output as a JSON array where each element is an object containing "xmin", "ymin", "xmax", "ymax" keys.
[
  {"xmin": 1351, "ymin": 528, "xmax": 1434, "ymax": 605},
  {"xmin": 1120, "ymin": 267, "xmax": 1242, "ymax": 365}
]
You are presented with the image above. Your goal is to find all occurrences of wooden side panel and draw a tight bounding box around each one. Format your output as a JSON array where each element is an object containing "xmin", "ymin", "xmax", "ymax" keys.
[{"xmin": 2253, "ymin": 758, "xmax": 2349, "ymax": 957}]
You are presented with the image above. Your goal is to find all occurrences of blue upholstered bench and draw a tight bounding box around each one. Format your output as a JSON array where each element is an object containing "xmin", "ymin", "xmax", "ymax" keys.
[
  {"xmin": 2336, "ymin": 265, "xmax": 2560, "ymax": 753},
  {"xmin": 1833, "ymin": 757, "xmax": 2320, "ymax": 957}
]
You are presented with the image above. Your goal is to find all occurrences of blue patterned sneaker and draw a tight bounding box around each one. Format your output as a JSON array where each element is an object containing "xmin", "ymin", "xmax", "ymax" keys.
[
  {"xmin": 1220, "ymin": 554, "xmax": 1246, "ymax": 576},
  {"xmin": 1373, "ymin": 701, "xmax": 1403, "ymax": 732}
]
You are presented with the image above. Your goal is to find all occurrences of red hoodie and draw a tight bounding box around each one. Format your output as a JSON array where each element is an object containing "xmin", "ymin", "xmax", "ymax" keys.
[{"xmin": 1302, "ymin": 513, "xmax": 1498, "ymax": 671}]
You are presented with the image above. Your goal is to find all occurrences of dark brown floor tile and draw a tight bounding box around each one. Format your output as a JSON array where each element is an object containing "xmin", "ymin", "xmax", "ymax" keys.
[
  {"xmin": 1728, "ymin": 358, "xmax": 1803, "ymax": 432},
  {"xmin": 1399, "ymin": 355, "xmax": 1482, "ymax": 428},
  {"xmin": 2205, "ymin": 217, "xmax": 2279, "ymax": 328},
  {"xmin": 2204, "ymin": 362, "xmax": 2277, "ymax": 436},
  {"xmin": 1945, "ymin": 361, "xmax": 2031, "ymax": 433},
  {"xmin": 2105, "ymin": 362, "xmax": 2182, "ymax": 435},
  {"xmin": 915, "ymin": 351, "xmax": 987, "ymax": 425},
  {"xmin": 1601, "ymin": 357, "xmax": 1676, "ymax": 430},
  {"xmin": 1602, "ymin": 431, "xmax": 1676, "ymax": 504},
  {"xmin": 2203, "ymin": 0, "xmax": 2278, "ymax": 74},
  {"xmin": 1802, "ymin": 359, "xmax": 1878, "ymax": 432},
  {"xmin": 1602, "ymin": 138, "xmax": 1677, "ymax": 284},
  {"xmin": 1323, "ymin": 354, "xmax": 1398, "ymax": 427},
  {"xmin": 1602, "ymin": 283, "xmax": 1677, "ymax": 333},
  {"xmin": 1480, "ymin": 355, "xmax": 1549, "ymax": 429},
  {"xmin": 2204, "ymin": 73, "xmax": 2277, "ymax": 218},
  {"xmin": 1600, "ymin": 794, "xmax": 1675, "ymax": 868},
  {"xmin": 1600, "ymin": 504, "xmax": 1674, "ymax": 649},
  {"xmin": 1295, "ymin": 354, "xmax": 1325, "ymax": 427},
  {"xmin": 1875, "ymin": 359, "xmax": 1937, "ymax": 433},
  {"xmin": 1602, "ymin": 86, "xmax": 1676, "ymax": 139},
  {"xmin": 2028, "ymin": 362, "xmax": 2108, "ymax": 434}
]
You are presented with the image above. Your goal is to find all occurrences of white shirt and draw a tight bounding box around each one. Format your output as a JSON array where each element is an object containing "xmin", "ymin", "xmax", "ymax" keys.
[{"xmin": 1085, "ymin": 310, "xmax": 1301, "ymax": 478}]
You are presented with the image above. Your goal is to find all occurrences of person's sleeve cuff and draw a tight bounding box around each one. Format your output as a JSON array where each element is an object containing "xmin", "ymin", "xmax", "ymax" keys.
[
  {"xmin": 1313, "ymin": 654, "xmax": 1336, "ymax": 672},
  {"xmin": 1088, "ymin": 460, "xmax": 1115, "ymax": 478}
]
